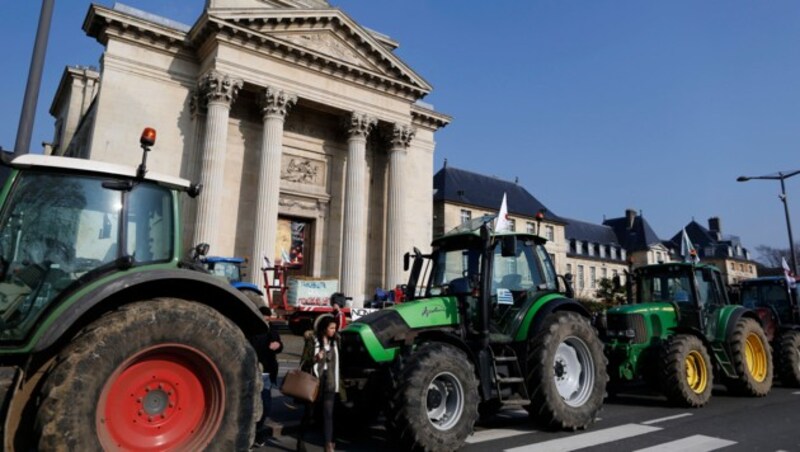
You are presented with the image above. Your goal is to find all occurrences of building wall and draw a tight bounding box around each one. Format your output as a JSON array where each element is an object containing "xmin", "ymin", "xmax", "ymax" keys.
[
  {"xmin": 564, "ymin": 256, "xmax": 628, "ymax": 300},
  {"xmin": 53, "ymin": 4, "xmax": 447, "ymax": 300}
]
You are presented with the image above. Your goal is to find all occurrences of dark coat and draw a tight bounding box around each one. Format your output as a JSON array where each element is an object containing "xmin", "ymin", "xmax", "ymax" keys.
[{"xmin": 252, "ymin": 324, "xmax": 284, "ymax": 384}]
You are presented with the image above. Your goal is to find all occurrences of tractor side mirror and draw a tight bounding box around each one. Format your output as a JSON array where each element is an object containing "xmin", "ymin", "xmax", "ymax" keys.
[
  {"xmin": 500, "ymin": 235, "xmax": 517, "ymax": 257},
  {"xmin": 404, "ymin": 252, "xmax": 410, "ymax": 272},
  {"xmin": 560, "ymin": 273, "xmax": 575, "ymax": 299}
]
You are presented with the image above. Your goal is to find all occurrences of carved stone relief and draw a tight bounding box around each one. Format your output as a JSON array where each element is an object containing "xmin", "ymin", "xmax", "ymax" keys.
[
  {"xmin": 279, "ymin": 32, "xmax": 364, "ymax": 67},
  {"xmin": 281, "ymin": 157, "xmax": 325, "ymax": 186}
]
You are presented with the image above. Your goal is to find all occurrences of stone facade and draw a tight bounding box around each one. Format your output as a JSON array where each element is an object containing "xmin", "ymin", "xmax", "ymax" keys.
[{"xmin": 50, "ymin": 1, "xmax": 450, "ymax": 306}]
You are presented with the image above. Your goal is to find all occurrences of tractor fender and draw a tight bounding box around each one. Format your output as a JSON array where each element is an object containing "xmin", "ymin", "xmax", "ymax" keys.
[
  {"xmin": 723, "ymin": 307, "xmax": 763, "ymax": 344},
  {"xmin": 232, "ymin": 281, "xmax": 264, "ymax": 295},
  {"xmin": 529, "ymin": 298, "xmax": 591, "ymax": 335},
  {"xmin": 669, "ymin": 326, "xmax": 712, "ymax": 349},
  {"xmin": 408, "ymin": 329, "xmax": 478, "ymax": 366},
  {"xmin": 33, "ymin": 269, "xmax": 267, "ymax": 353}
]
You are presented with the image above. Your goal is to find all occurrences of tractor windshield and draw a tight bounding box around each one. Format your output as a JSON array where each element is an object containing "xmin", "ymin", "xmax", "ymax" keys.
[
  {"xmin": 637, "ymin": 267, "xmax": 695, "ymax": 306},
  {"xmin": 427, "ymin": 237, "xmax": 556, "ymax": 297},
  {"xmin": 741, "ymin": 280, "xmax": 794, "ymax": 323},
  {"xmin": 0, "ymin": 171, "xmax": 174, "ymax": 341},
  {"xmin": 207, "ymin": 261, "xmax": 242, "ymax": 283}
]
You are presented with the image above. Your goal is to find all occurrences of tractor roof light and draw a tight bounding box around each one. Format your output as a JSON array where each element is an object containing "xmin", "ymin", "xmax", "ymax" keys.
[
  {"xmin": 140, "ymin": 127, "xmax": 157, "ymax": 147},
  {"xmin": 137, "ymin": 127, "xmax": 157, "ymax": 179}
]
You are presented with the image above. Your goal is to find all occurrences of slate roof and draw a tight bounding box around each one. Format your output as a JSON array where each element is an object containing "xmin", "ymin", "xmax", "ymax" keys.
[
  {"xmin": 564, "ymin": 217, "xmax": 620, "ymax": 245},
  {"xmin": 433, "ymin": 165, "xmax": 564, "ymax": 223},
  {"xmin": 669, "ymin": 220, "xmax": 750, "ymax": 260},
  {"xmin": 603, "ymin": 213, "xmax": 663, "ymax": 252}
]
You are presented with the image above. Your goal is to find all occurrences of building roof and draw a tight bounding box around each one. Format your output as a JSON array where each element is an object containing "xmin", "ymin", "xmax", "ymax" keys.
[
  {"xmin": 669, "ymin": 220, "xmax": 750, "ymax": 261},
  {"xmin": 603, "ymin": 212, "xmax": 663, "ymax": 252},
  {"xmin": 564, "ymin": 217, "xmax": 620, "ymax": 245},
  {"xmin": 433, "ymin": 165, "xmax": 564, "ymax": 223}
]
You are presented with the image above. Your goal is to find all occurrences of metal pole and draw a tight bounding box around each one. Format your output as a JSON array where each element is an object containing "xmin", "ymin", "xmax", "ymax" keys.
[
  {"xmin": 14, "ymin": 0, "xmax": 55, "ymax": 156},
  {"xmin": 780, "ymin": 175, "xmax": 799, "ymax": 275}
]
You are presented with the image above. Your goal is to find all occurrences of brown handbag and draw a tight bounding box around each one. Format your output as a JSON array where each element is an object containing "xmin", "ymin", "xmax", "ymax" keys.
[{"xmin": 280, "ymin": 368, "xmax": 320, "ymax": 403}]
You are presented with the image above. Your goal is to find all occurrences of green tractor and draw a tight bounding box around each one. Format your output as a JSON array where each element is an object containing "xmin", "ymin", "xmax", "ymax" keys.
[
  {"xmin": 340, "ymin": 217, "xmax": 607, "ymax": 451},
  {"xmin": 740, "ymin": 276, "xmax": 800, "ymax": 386},
  {"xmin": 0, "ymin": 130, "xmax": 266, "ymax": 450},
  {"xmin": 605, "ymin": 262, "xmax": 773, "ymax": 407}
]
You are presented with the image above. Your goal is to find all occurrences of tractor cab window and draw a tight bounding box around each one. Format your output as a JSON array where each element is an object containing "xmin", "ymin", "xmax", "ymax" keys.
[
  {"xmin": 492, "ymin": 240, "xmax": 554, "ymax": 295},
  {"xmin": 126, "ymin": 183, "xmax": 173, "ymax": 263},
  {"xmin": 639, "ymin": 269, "xmax": 694, "ymax": 306},
  {"xmin": 429, "ymin": 247, "xmax": 481, "ymax": 296},
  {"xmin": 0, "ymin": 172, "xmax": 123, "ymax": 340},
  {"xmin": 742, "ymin": 282, "xmax": 792, "ymax": 322},
  {"xmin": 207, "ymin": 261, "xmax": 241, "ymax": 283}
]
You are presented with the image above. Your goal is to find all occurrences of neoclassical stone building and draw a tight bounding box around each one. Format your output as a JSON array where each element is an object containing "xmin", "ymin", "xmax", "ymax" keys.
[{"xmin": 49, "ymin": 0, "xmax": 450, "ymax": 306}]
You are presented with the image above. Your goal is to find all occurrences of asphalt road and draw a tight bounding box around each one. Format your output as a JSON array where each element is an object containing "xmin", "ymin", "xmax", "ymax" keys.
[{"xmin": 262, "ymin": 382, "xmax": 800, "ymax": 451}]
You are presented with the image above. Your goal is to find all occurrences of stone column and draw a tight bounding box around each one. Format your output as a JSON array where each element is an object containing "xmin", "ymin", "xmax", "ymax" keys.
[
  {"xmin": 250, "ymin": 87, "xmax": 297, "ymax": 289},
  {"xmin": 181, "ymin": 90, "xmax": 206, "ymax": 249},
  {"xmin": 193, "ymin": 71, "xmax": 242, "ymax": 248},
  {"xmin": 341, "ymin": 112, "xmax": 376, "ymax": 307},
  {"xmin": 385, "ymin": 124, "xmax": 416, "ymax": 289}
]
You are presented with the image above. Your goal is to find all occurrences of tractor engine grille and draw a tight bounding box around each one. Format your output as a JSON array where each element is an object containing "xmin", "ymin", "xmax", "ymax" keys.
[{"xmin": 605, "ymin": 313, "xmax": 647, "ymax": 344}]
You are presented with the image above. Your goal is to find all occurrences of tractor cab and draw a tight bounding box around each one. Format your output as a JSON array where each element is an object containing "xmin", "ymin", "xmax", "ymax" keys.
[
  {"xmin": 404, "ymin": 215, "xmax": 563, "ymax": 340},
  {"xmin": 634, "ymin": 263, "xmax": 728, "ymax": 337},
  {"xmin": 740, "ymin": 276, "xmax": 799, "ymax": 327}
]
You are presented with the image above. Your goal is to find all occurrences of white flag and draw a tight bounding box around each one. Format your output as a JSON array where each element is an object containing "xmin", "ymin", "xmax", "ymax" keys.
[
  {"xmin": 680, "ymin": 228, "xmax": 698, "ymax": 263},
  {"xmin": 494, "ymin": 193, "xmax": 511, "ymax": 232},
  {"xmin": 782, "ymin": 257, "xmax": 796, "ymax": 288}
]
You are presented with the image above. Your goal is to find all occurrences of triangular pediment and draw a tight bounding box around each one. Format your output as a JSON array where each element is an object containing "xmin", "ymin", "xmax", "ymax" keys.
[{"xmin": 197, "ymin": 8, "xmax": 432, "ymax": 98}]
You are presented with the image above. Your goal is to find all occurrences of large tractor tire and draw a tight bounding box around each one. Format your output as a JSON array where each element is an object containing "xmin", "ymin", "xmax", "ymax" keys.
[
  {"xmin": 386, "ymin": 342, "xmax": 479, "ymax": 452},
  {"xmin": 726, "ymin": 318, "xmax": 773, "ymax": 396},
  {"xmin": 778, "ymin": 330, "xmax": 800, "ymax": 387},
  {"xmin": 525, "ymin": 311, "xmax": 607, "ymax": 430},
  {"xmin": 659, "ymin": 334, "xmax": 713, "ymax": 407},
  {"xmin": 35, "ymin": 299, "xmax": 261, "ymax": 451}
]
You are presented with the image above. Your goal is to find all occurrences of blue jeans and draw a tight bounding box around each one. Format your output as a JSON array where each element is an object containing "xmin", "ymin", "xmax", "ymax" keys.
[{"xmin": 260, "ymin": 373, "xmax": 272, "ymax": 425}]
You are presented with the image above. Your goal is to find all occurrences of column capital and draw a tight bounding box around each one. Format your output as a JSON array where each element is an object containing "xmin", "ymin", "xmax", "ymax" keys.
[
  {"xmin": 390, "ymin": 124, "xmax": 416, "ymax": 150},
  {"xmin": 345, "ymin": 112, "xmax": 377, "ymax": 139},
  {"xmin": 198, "ymin": 70, "xmax": 243, "ymax": 106},
  {"xmin": 260, "ymin": 87, "xmax": 297, "ymax": 119}
]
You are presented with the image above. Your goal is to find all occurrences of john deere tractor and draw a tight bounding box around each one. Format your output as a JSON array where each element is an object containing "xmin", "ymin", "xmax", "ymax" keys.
[
  {"xmin": 0, "ymin": 130, "xmax": 266, "ymax": 450},
  {"xmin": 740, "ymin": 276, "xmax": 800, "ymax": 386},
  {"xmin": 605, "ymin": 262, "xmax": 773, "ymax": 407},
  {"xmin": 340, "ymin": 217, "xmax": 607, "ymax": 451}
]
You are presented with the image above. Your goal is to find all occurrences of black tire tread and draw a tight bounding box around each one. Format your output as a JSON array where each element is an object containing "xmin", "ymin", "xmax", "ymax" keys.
[
  {"xmin": 35, "ymin": 298, "xmax": 261, "ymax": 451},
  {"xmin": 778, "ymin": 330, "xmax": 800, "ymax": 387},
  {"xmin": 726, "ymin": 318, "xmax": 773, "ymax": 397},
  {"xmin": 658, "ymin": 334, "xmax": 713, "ymax": 407},
  {"xmin": 525, "ymin": 311, "xmax": 608, "ymax": 430},
  {"xmin": 385, "ymin": 342, "xmax": 479, "ymax": 452}
]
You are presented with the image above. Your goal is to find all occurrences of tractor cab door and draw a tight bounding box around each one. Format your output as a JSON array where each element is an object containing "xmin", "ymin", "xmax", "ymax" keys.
[
  {"xmin": 695, "ymin": 268, "xmax": 726, "ymax": 340},
  {"xmin": 489, "ymin": 239, "xmax": 557, "ymax": 336}
]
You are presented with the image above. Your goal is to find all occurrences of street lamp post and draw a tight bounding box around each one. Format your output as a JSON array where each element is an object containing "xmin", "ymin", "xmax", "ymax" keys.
[{"xmin": 737, "ymin": 169, "xmax": 800, "ymax": 275}]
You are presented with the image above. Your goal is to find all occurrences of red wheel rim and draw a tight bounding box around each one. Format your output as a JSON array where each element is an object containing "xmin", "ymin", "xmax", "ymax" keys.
[{"xmin": 96, "ymin": 344, "xmax": 225, "ymax": 450}]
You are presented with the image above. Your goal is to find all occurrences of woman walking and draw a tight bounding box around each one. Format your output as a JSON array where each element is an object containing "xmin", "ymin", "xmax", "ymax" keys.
[{"xmin": 297, "ymin": 317, "xmax": 339, "ymax": 452}]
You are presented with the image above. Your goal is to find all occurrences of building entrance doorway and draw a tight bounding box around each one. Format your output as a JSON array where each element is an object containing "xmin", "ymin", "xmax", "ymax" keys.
[{"xmin": 276, "ymin": 216, "xmax": 314, "ymax": 277}]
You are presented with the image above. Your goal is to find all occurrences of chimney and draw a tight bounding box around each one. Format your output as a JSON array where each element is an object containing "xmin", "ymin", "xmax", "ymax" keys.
[
  {"xmin": 708, "ymin": 217, "xmax": 722, "ymax": 240},
  {"xmin": 626, "ymin": 209, "xmax": 637, "ymax": 230}
]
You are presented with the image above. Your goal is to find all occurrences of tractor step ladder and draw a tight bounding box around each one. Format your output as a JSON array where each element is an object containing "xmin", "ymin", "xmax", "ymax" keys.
[
  {"xmin": 490, "ymin": 346, "xmax": 531, "ymax": 407},
  {"xmin": 710, "ymin": 342, "xmax": 737, "ymax": 378}
]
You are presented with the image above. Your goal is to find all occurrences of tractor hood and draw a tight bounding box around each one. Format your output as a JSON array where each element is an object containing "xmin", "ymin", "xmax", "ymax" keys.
[{"xmin": 608, "ymin": 302, "xmax": 676, "ymax": 316}]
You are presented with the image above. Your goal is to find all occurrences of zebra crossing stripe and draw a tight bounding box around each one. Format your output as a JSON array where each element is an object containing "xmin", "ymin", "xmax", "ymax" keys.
[
  {"xmin": 633, "ymin": 434, "xmax": 736, "ymax": 452},
  {"xmin": 466, "ymin": 427, "xmax": 537, "ymax": 444},
  {"xmin": 504, "ymin": 424, "xmax": 661, "ymax": 452},
  {"xmin": 641, "ymin": 413, "xmax": 693, "ymax": 425}
]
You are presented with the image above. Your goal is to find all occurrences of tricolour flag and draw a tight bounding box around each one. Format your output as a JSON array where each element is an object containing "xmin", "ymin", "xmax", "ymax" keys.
[
  {"xmin": 680, "ymin": 228, "xmax": 698, "ymax": 263},
  {"xmin": 494, "ymin": 193, "xmax": 511, "ymax": 232},
  {"xmin": 782, "ymin": 257, "xmax": 796, "ymax": 288}
]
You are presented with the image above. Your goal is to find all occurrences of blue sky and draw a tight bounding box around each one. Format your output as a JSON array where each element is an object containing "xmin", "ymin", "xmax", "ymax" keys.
[{"xmin": 2, "ymin": 1, "xmax": 800, "ymax": 256}]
